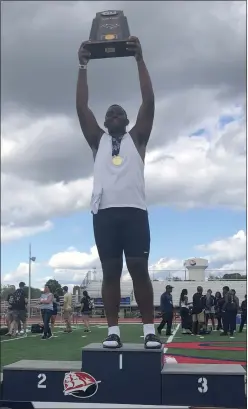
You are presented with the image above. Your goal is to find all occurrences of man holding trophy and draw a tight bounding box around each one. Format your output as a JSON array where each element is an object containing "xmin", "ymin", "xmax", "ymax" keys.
[{"xmin": 76, "ymin": 11, "xmax": 161, "ymax": 349}]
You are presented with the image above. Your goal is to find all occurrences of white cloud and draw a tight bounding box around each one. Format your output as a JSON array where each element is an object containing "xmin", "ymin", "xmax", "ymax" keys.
[
  {"xmin": 20, "ymin": 230, "xmax": 244, "ymax": 285},
  {"xmin": 2, "ymin": 261, "xmax": 38, "ymax": 284},
  {"xmin": 1, "ymin": 109, "xmax": 245, "ymax": 242},
  {"xmin": 1, "ymin": 173, "xmax": 92, "ymax": 227},
  {"xmin": 1, "ymin": 221, "xmax": 53, "ymax": 243},
  {"xmin": 196, "ymin": 230, "xmax": 246, "ymax": 265},
  {"xmin": 48, "ymin": 245, "xmax": 99, "ymax": 270},
  {"xmin": 1, "ymin": 1, "xmax": 246, "ymax": 243},
  {"xmin": 3, "ymin": 230, "xmax": 246, "ymax": 287},
  {"xmin": 145, "ymin": 113, "xmax": 245, "ymax": 210}
]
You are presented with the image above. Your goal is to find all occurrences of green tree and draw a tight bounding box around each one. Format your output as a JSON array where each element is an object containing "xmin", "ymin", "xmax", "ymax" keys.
[
  {"xmin": 0, "ymin": 284, "xmax": 16, "ymax": 301},
  {"xmin": 223, "ymin": 273, "xmax": 244, "ymax": 280},
  {"xmin": 0, "ymin": 285, "xmax": 42, "ymax": 300},
  {"xmin": 45, "ymin": 279, "xmax": 63, "ymax": 295},
  {"xmin": 31, "ymin": 287, "xmax": 42, "ymax": 298}
]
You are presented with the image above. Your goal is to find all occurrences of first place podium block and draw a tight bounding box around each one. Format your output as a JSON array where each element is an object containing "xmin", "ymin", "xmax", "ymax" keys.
[{"xmin": 82, "ymin": 343, "xmax": 163, "ymax": 405}]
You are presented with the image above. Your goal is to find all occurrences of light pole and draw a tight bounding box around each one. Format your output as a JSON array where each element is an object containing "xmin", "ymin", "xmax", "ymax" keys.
[{"xmin": 28, "ymin": 243, "xmax": 36, "ymax": 318}]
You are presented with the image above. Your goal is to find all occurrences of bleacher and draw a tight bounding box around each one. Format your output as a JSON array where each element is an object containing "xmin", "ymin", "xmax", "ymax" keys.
[
  {"xmin": 86, "ymin": 280, "xmax": 134, "ymax": 299},
  {"xmin": 85, "ymin": 279, "xmax": 246, "ymax": 307},
  {"xmin": 1, "ymin": 279, "xmax": 246, "ymax": 319}
]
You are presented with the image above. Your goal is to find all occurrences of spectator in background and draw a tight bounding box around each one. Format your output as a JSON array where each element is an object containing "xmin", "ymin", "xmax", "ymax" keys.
[
  {"xmin": 231, "ymin": 289, "xmax": 239, "ymax": 310},
  {"xmin": 239, "ymin": 294, "xmax": 247, "ymax": 333},
  {"xmin": 9, "ymin": 282, "xmax": 28, "ymax": 337},
  {"xmin": 221, "ymin": 291, "xmax": 238, "ymax": 337},
  {"xmin": 6, "ymin": 293, "xmax": 14, "ymax": 333},
  {"xmin": 6, "ymin": 293, "xmax": 22, "ymax": 336},
  {"xmin": 81, "ymin": 290, "xmax": 92, "ymax": 333},
  {"xmin": 63, "ymin": 286, "xmax": 72, "ymax": 333},
  {"xmin": 51, "ymin": 292, "xmax": 60, "ymax": 332},
  {"xmin": 219, "ymin": 285, "xmax": 230, "ymax": 331},
  {"xmin": 214, "ymin": 291, "xmax": 222, "ymax": 330},
  {"xmin": 179, "ymin": 289, "xmax": 192, "ymax": 335},
  {"xmin": 192, "ymin": 286, "xmax": 205, "ymax": 335},
  {"xmin": 157, "ymin": 285, "xmax": 174, "ymax": 336},
  {"xmin": 205, "ymin": 289, "xmax": 215, "ymax": 330},
  {"xmin": 40, "ymin": 284, "xmax": 54, "ymax": 340},
  {"xmin": 230, "ymin": 289, "xmax": 239, "ymax": 333}
]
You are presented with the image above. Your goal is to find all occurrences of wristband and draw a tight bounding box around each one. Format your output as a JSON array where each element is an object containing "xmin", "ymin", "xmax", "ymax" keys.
[{"xmin": 79, "ymin": 63, "xmax": 87, "ymax": 70}]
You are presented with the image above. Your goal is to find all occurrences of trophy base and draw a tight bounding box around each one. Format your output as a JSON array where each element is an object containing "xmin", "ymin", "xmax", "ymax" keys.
[{"xmin": 85, "ymin": 40, "xmax": 135, "ymax": 59}]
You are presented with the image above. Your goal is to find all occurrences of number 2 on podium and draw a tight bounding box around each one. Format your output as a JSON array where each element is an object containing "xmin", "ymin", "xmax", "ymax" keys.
[{"xmin": 37, "ymin": 373, "xmax": 47, "ymax": 388}]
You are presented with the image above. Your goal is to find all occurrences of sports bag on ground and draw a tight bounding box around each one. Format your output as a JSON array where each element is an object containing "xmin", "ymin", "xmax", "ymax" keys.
[{"xmin": 31, "ymin": 324, "xmax": 44, "ymax": 333}]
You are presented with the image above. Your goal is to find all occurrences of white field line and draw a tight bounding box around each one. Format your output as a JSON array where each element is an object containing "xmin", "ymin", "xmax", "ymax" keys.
[
  {"xmin": 0, "ymin": 329, "xmax": 78, "ymax": 342},
  {"xmin": 163, "ymin": 323, "xmax": 180, "ymax": 354}
]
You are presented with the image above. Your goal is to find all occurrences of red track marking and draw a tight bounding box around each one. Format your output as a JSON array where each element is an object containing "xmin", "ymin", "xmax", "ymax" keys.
[
  {"xmin": 196, "ymin": 340, "xmax": 246, "ymax": 343},
  {"xmin": 163, "ymin": 355, "xmax": 246, "ymax": 365},
  {"xmin": 166, "ymin": 342, "xmax": 245, "ymax": 351}
]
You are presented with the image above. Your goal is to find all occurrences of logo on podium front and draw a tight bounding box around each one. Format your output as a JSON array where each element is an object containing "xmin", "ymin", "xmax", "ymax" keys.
[{"xmin": 63, "ymin": 371, "xmax": 101, "ymax": 399}]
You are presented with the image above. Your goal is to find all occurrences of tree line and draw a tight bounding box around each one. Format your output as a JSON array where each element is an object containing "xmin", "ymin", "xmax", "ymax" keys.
[{"xmin": 0, "ymin": 280, "xmax": 82, "ymax": 301}]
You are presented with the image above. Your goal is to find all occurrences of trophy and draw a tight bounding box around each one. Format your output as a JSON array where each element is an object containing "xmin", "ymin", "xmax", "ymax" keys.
[{"xmin": 84, "ymin": 10, "xmax": 135, "ymax": 59}]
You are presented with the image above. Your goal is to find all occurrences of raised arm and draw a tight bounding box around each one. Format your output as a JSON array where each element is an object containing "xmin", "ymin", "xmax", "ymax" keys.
[
  {"xmin": 129, "ymin": 37, "xmax": 155, "ymax": 146},
  {"xmin": 76, "ymin": 42, "xmax": 104, "ymax": 150}
]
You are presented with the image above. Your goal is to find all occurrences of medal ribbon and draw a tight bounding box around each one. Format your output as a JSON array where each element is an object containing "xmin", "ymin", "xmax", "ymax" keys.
[{"xmin": 112, "ymin": 136, "xmax": 123, "ymax": 157}]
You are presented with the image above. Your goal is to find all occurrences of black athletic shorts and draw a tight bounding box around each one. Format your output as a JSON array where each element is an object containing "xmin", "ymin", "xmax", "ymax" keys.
[{"xmin": 93, "ymin": 207, "xmax": 150, "ymax": 262}]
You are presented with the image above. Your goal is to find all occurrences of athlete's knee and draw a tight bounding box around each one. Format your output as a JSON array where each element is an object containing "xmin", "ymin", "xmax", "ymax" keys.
[
  {"xmin": 102, "ymin": 258, "xmax": 123, "ymax": 283},
  {"xmin": 126, "ymin": 257, "xmax": 150, "ymax": 281}
]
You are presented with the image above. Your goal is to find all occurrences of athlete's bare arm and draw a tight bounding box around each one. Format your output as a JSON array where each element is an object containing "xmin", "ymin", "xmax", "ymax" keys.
[
  {"xmin": 129, "ymin": 37, "xmax": 155, "ymax": 146},
  {"xmin": 76, "ymin": 42, "xmax": 104, "ymax": 150}
]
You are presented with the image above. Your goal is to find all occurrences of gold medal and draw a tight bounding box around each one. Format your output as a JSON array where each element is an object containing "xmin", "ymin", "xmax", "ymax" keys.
[{"xmin": 112, "ymin": 155, "xmax": 123, "ymax": 166}]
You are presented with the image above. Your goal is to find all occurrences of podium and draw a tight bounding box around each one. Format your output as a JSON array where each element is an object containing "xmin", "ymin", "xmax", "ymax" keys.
[
  {"xmin": 1, "ymin": 343, "xmax": 246, "ymax": 408},
  {"xmin": 82, "ymin": 343, "xmax": 163, "ymax": 404},
  {"xmin": 161, "ymin": 364, "xmax": 246, "ymax": 408},
  {"xmin": 2, "ymin": 360, "xmax": 82, "ymax": 402}
]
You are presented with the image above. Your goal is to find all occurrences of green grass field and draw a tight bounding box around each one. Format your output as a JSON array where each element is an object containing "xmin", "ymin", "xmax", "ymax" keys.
[{"xmin": 1, "ymin": 323, "xmax": 246, "ymax": 370}]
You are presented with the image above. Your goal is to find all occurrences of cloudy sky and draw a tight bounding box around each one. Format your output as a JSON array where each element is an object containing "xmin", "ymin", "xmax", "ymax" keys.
[{"xmin": 1, "ymin": 1, "xmax": 246, "ymax": 290}]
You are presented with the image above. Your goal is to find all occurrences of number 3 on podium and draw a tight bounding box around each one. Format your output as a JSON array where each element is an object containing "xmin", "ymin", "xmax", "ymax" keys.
[{"xmin": 198, "ymin": 377, "xmax": 208, "ymax": 393}]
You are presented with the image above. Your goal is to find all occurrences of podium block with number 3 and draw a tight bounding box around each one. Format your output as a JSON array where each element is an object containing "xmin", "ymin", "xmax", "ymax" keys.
[{"xmin": 161, "ymin": 364, "xmax": 246, "ymax": 408}]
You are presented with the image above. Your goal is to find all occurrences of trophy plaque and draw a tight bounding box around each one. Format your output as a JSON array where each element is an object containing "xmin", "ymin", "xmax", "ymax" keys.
[{"xmin": 85, "ymin": 10, "xmax": 135, "ymax": 59}]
